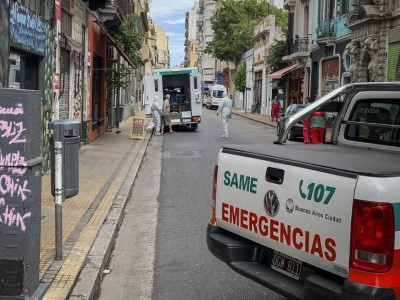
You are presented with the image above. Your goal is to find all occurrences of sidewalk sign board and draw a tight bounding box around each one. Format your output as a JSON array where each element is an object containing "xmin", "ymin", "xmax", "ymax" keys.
[{"xmin": 131, "ymin": 117, "xmax": 145, "ymax": 140}]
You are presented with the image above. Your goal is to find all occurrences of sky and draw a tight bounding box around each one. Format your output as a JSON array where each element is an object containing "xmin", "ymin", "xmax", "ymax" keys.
[{"xmin": 149, "ymin": 0, "xmax": 196, "ymax": 68}]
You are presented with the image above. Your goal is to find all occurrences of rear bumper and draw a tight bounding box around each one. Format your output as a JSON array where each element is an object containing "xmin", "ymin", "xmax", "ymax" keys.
[{"xmin": 207, "ymin": 224, "xmax": 395, "ymax": 300}]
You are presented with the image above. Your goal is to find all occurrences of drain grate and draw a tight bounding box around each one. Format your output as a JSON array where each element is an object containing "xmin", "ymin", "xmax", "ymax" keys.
[{"xmin": 163, "ymin": 150, "xmax": 202, "ymax": 158}]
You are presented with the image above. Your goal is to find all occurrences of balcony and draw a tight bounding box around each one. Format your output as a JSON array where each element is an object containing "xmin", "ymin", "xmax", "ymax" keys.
[
  {"xmin": 141, "ymin": 45, "xmax": 150, "ymax": 61},
  {"xmin": 282, "ymin": 36, "xmax": 310, "ymax": 63},
  {"xmin": 284, "ymin": 36, "xmax": 309, "ymax": 55},
  {"xmin": 95, "ymin": 0, "xmax": 129, "ymax": 28},
  {"xmin": 283, "ymin": 0, "xmax": 296, "ymax": 8},
  {"xmin": 315, "ymin": 19, "xmax": 336, "ymax": 46}
]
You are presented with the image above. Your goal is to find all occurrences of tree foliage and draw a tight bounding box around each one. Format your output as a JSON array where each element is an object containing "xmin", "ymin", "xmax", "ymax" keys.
[
  {"xmin": 204, "ymin": 0, "xmax": 288, "ymax": 63},
  {"xmin": 265, "ymin": 40, "xmax": 286, "ymax": 73},
  {"xmin": 233, "ymin": 62, "xmax": 246, "ymax": 93},
  {"xmin": 111, "ymin": 14, "xmax": 150, "ymax": 68}
]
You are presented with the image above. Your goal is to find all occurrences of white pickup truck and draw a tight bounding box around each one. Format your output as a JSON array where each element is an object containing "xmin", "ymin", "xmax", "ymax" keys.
[{"xmin": 207, "ymin": 83, "xmax": 400, "ymax": 299}]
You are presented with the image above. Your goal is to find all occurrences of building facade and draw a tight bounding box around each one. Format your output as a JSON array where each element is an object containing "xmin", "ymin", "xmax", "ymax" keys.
[
  {"xmin": 0, "ymin": 0, "xmax": 153, "ymax": 170},
  {"xmin": 155, "ymin": 25, "xmax": 170, "ymax": 69},
  {"xmin": 253, "ymin": 15, "xmax": 285, "ymax": 115},
  {"xmin": 346, "ymin": 0, "xmax": 400, "ymax": 83}
]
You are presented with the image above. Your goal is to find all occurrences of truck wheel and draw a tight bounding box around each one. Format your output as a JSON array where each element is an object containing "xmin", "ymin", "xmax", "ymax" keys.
[
  {"xmin": 288, "ymin": 131, "xmax": 295, "ymax": 141},
  {"xmin": 189, "ymin": 124, "xmax": 198, "ymax": 131}
]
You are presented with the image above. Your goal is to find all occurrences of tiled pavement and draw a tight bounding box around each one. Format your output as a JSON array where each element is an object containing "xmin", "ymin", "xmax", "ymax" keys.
[
  {"xmin": 37, "ymin": 108, "xmax": 274, "ymax": 299},
  {"xmin": 39, "ymin": 111, "xmax": 151, "ymax": 300}
]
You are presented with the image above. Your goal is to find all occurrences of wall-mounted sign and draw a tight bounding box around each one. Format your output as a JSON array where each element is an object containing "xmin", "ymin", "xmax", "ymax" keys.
[{"xmin": 9, "ymin": 2, "xmax": 48, "ymax": 56}]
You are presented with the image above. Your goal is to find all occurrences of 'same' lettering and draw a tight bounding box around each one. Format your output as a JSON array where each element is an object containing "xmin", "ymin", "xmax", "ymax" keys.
[{"xmin": 223, "ymin": 171, "xmax": 258, "ymax": 194}]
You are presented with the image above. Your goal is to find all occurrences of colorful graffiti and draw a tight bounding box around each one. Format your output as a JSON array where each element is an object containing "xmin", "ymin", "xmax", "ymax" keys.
[
  {"xmin": 41, "ymin": 25, "xmax": 54, "ymax": 174},
  {"xmin": 321, "ymin": 57, "xmax": 340, "ymax": 95}
]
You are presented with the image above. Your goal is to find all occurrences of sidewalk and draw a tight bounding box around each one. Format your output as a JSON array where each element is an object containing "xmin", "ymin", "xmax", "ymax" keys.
[
  {"xmin": 39, "ymin": 111, "xmax": 151, "ymax": 300},
  {"xmin": 231, "ymin": 107, "xmax": 277, "ymax": 128},
  {"xmin": 37, "ymin": 108, "xmax": 273, "ymax": 300}
]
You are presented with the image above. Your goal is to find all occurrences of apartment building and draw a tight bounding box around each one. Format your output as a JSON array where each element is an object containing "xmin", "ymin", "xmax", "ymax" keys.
[{"xmin": 155, "ymin": 25, "xmax": 170, "ymax": 69}]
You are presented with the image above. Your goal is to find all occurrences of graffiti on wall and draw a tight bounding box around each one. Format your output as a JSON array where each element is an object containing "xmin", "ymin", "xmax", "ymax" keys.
[
  {"xmin": 321, "ymin": 57, "xmax": 340, "ymax": 96},
  {"xmin": 0, "ymin": 104, "xmax": 32, "ymax": 232},
  {"xmin": 9, "ymin": 2, "xmax": 47, "ymax": 56},
  {"xmin": 41, "ymin": 26, "xmax": 54, "ymax": 173}
]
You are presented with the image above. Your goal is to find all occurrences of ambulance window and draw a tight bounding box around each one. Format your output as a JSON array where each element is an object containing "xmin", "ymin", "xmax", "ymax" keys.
[
  {"xmin": 193, "ymin": 77, "xmax": 198, "ymax": 90},
  {"xmin": 154, "ymin": 79, "xmax": 159, "ymax": 92}
]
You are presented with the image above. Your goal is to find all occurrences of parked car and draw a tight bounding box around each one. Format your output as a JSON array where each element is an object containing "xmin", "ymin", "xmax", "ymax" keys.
[{"xmin": 276, "ymin": 104, "xmax": 305, "ymax": 141}]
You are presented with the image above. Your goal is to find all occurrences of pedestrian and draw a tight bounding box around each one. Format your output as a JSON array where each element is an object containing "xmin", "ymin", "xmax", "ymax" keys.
[
  {"xmin": 217, "ymin": 91, "xmax": 232, "ymax": 138},
  {"xmin": 271, "ymin": 96, "xmax": 280, "ymax": 122},
  {"xmin": 230, "ymin": 94, "xmax": 234, "ymax": 107},
  {"xmin": 310, "ymin": 110, "xmax": 326, "ymax": 144},
  {"xmin": 161, "ymin": 94, "xmax": 174, "ymax": 134},
  {"xmin": 151, "ymin": 96, "xmax": 162, "ymax": 135},
  {"xmin": 303, "ymin": 97, "xmax": 311, "ymax": 144}
]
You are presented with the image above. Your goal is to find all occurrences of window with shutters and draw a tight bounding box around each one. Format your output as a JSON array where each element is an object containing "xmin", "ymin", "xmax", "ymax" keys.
[{"xmin": 62, "ymin": 0, "xmax": 72, "ymax": 37}]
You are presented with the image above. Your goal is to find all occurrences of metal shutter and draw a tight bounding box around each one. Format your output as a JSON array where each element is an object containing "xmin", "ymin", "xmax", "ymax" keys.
[{"xmin": 59, "ymin": 49, "xmax": 70, "ymax": 119}]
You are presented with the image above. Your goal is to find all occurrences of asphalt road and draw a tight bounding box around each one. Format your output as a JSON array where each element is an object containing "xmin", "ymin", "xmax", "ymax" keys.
[{"xmin": 98, "ymin": 108, "xmax": 286, "ymax": 300}]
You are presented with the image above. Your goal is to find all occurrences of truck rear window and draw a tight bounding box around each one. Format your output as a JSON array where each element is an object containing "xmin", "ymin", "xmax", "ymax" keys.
[{"xmin": 345, "ymin": 99, "xmax": 400, "ymax": 146}]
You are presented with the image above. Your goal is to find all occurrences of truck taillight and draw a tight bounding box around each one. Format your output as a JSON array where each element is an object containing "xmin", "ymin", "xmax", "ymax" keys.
[
  {"xmin": 210, "ymin": 165, "xmax": 218, "ymax": 226},
  {"xmin": 192, "ymin": 116, "xmax": 201, "ymax": 123},
  {"xmin": 350, "ymin": 200, "xmax": 394, "ymax": 273}
]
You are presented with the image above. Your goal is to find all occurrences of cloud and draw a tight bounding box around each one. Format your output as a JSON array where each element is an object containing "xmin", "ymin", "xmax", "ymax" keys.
[
  {"xmin": 149, "ymin": 0, "xmax": 196, "ymax": 67},
  {"xmin": 163, "ymin": 18, "xmax": 186, "ymax": 25}
]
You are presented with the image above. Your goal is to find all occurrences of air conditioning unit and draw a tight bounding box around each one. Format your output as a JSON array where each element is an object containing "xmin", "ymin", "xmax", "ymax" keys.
[{"xmin": 107, "ymin": 46, "xmax": 118, "ymax": 61}]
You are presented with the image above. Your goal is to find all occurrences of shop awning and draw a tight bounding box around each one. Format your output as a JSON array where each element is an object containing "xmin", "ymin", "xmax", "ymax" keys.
[{"xmin": 268, "ymin": 63, "xmax": 303, "ymax": 80}]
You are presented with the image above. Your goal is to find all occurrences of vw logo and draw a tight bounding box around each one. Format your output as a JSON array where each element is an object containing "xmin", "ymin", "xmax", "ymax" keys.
[{"xmin": 264, "ymin": 190, "xmax": 279, "ymax": 217}]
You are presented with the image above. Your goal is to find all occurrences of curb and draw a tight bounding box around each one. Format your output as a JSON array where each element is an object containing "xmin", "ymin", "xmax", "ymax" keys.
[
  {"xmin": 232, "ymin": 112, "xmax": 276, "ymax": 128},
  {"xmin": 69, "ymin": 131, "xmax": 152, "ymax": 300}
]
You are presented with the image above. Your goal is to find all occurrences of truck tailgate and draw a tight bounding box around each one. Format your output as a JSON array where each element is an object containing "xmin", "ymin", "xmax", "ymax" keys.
[{"xmin": 216, "ymin": 148, "xmax": 357, "ymax": 278}]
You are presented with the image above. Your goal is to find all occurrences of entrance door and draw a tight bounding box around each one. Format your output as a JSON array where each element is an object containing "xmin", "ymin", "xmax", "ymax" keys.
[{"xmin": 92, "ymin": 55, "xmax": 103, "ymax": 122}]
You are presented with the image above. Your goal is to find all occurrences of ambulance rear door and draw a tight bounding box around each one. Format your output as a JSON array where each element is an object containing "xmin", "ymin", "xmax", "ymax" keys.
[
  {"xmin": 144, "ymin": 75, "xmax": 163, "ymax": 117},
  {"xmin": 190, "ymin": 74, "xmax": 201, "ymax": 119}
]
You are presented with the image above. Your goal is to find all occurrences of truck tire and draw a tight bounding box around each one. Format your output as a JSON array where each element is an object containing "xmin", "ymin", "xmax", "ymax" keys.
[
  {"xmin": 189, "ymin": 124, "xmax": 198, "ymax": 131},
  {"xmin": 288, "ymin": 130, "xmax": 295, "ymax": 141}
]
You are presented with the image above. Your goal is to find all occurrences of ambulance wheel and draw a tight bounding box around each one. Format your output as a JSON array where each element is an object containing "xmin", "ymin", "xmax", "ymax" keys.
[{"xmin": 189, "ymin": 124, "xmax": 198, "ymax": 131}]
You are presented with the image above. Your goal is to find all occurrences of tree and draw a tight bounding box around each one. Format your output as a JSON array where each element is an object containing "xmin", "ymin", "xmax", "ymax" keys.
[
  {"xmin": 233, "ymin": 62, "xmax": 246, "ymax": 93},
  {"xmin": 204, "ymin": 0, "xmax": 288, "ymax": 63},
  {"xmin": 111, "ymin": 14, "xmax": 150, "ymax": 68},
  {"xmin": 265, "ymin": 40, "xmax": 286, "ymax": 73}
]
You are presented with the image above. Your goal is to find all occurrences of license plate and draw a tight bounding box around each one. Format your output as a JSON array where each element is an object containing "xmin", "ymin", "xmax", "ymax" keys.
[
  {"xmin": 271, "ymin": 251, "xmax": 302, "ymax": 280},
  {"xmin": 182, "ymin": 119, "xmax": 191, "ymax": 123}
]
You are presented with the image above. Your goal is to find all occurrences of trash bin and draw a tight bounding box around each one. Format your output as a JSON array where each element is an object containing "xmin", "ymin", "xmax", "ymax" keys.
[{"xmin": 49, "ymin": 120, "xmax": 80, "ymax": 200}]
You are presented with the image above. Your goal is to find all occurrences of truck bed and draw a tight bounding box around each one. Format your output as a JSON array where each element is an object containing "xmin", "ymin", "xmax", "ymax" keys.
[{"xmin": 222, "ymin": 144, "xmax": 400, "ymax": 177}]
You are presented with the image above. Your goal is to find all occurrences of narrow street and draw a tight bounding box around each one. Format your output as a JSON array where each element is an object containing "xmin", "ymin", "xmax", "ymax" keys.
[{"xmin": 97, "ymin": 108, "xmax": 286, "ymax": 299}]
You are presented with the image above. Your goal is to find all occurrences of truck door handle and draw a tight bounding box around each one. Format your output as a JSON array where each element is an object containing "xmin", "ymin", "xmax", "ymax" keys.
[{"xmin": 266, "ymin": 167, "xmax": 284, "ymax": 185}]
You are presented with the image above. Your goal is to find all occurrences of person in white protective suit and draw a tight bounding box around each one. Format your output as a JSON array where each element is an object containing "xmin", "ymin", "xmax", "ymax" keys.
[
  {"xmin": 151, "ymin": 96, "xmax": 162, "ymax": 135},
  {"xmin": 216, "ymin": 91, "xmax": 233, "ymax": 138}
]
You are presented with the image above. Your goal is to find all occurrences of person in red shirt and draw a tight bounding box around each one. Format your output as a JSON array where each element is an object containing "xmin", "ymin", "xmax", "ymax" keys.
[
  {"xmin": 303, "ymin": 98, "xmax": 311, "ymax": 144},
  {"xmin": 271, "ymin": 96, "xmax": 280, "ymax": 122},
  {"xmin": 310, "ymin": 111, "xmax": 326, "ymax": 144}
]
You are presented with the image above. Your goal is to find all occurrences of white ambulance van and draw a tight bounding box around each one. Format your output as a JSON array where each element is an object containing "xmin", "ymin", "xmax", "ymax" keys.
[{"xmin": 144, "ymin": 67, "xmax": 201, "ymax": 131}]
